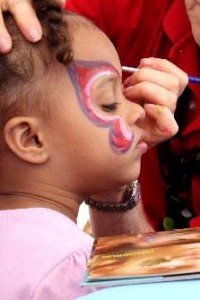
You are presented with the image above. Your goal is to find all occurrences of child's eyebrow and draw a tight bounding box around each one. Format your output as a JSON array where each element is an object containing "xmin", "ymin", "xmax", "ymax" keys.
[{"xmin": 95, "ymin": 73, "xmax": 119, "ymax": 89}]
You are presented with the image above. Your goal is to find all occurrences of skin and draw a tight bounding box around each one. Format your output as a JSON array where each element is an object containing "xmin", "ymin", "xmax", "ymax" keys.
[
  {"xmin": 184, "ymin": 0, "xmax": 200, "ymax": 46},
  {"xmin": 0, "ymin": 0, "xmax": 65, "ymax": 52},
  {"xmin": 0, "ymin": 1, "xmax": 188, "ymax": 148},
  {"xmin": 47, "ymin": 26, "xmax": 147, "ymax": 194},
  {"xmin": 0, "ymin": 10, "xmax": 187, "ymax": 235},
  {"xmin": 67, "ymin": 60, "xmax": 134, "ymax": 155},
  {"xmin": 0, "ymin": 16, "xmax": 187, "ymax": 239},
  {"xmin": 0, "ymin": 20, "xmax": 147, "ymax": 217}
]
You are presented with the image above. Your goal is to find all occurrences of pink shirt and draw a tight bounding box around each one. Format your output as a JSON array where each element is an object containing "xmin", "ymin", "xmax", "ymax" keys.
[{"xmin": 0, "ymin": 208, "xmax": 96, "ymax": 299}]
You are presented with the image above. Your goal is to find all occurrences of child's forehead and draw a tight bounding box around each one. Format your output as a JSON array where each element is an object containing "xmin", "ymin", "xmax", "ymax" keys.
[{"xmin": 71, "ymin": 25, "xmax": 121, "ymax": 74}]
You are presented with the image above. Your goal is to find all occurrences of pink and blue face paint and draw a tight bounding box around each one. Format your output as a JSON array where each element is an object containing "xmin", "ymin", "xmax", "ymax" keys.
[{"xmin": 67, "ymin": 60, "xmax": 133, "ymax": 155}]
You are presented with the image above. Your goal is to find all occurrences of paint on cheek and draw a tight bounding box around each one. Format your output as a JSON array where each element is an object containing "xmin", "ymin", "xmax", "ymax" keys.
[{"xmin": 67, "ymin": 60, "xmax": 133, "ymax": 155}]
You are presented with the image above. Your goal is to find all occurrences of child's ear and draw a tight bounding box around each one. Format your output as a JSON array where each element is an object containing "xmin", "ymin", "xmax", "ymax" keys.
[{"xmin": 3, "ymin": 116, "xmax": 49, "ymax": 164}]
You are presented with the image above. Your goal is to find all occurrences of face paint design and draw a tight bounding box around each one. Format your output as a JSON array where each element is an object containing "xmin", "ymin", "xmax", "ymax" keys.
[{"xmin": 67, "ymin": 60, "xmax": 133, "ymax": 155}]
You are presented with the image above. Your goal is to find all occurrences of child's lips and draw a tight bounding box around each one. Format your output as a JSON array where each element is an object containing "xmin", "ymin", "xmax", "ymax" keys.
[
  {"xmin": 136, "ymin": 131, "xmax": 148, "ymax": 154},
  {"xmin": 136, "ymin": 141, "xmax": 148, "ymax": 154}
]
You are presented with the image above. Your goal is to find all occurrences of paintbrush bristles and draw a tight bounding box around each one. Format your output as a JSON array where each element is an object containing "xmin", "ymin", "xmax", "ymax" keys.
[{"xmin": 122, "ymin": 66, "xmax": 139, "ymax": 73}]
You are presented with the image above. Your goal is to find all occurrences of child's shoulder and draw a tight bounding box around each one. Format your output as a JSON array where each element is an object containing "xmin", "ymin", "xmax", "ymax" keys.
[
  {"xmin": 0, "ymin": 206, "xmax": 92, "ymax": 252},
  {"xmin": 0, "ymin": 207, "xmax": 93, "ymax": 298}
]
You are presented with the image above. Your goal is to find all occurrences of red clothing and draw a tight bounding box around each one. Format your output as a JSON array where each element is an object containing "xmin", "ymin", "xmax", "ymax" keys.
[{"xmin": 65, "ymin": 0, "xmax": 200, "ymax": 230}]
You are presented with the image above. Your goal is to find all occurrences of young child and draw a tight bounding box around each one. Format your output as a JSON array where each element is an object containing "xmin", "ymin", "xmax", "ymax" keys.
[{"xmin": 0, "ymin": 1, "xmax": 187, "ymax": 299}]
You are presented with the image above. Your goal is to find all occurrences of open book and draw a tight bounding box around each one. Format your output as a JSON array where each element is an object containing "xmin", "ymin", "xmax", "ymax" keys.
[{"xmin": 83, "ymin": 227, "xmax": 200, "ymax": 287}]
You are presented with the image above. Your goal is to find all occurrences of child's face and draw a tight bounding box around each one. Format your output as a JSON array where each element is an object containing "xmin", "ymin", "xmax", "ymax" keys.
[{"xmin": 48, "ymin": 26, "xmax": 147, "ymax": 194}]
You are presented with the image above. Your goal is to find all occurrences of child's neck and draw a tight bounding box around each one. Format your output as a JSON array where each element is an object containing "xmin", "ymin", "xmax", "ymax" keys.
[{"xmin": 0, "ymin": 189, "xmax": 83, "ymax": 223}]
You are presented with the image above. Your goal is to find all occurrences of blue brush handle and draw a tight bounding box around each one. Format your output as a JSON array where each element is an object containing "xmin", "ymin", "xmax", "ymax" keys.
[
  {"xmin": 188, "ymin": 76, "xmax": 200, "ymax": 84},
  {"xmin": 122, "ymin": 66, "xmax": 200, "ymax": 84}
]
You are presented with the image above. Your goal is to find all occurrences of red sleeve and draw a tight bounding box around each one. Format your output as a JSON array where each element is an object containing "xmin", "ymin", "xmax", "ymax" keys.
[
  {"xmin": 65, "ymin": 0, "xmax": 110, "ymax": 33},
  {"xmin": 64, "ymin": 0, "xmax": 166, "ymax": 68},
  {"xmin": 64, "ymin": 0, "xmax": 148, "ymax": 66}
]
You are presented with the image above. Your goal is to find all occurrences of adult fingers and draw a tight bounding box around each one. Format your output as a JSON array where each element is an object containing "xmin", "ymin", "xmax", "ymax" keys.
[
  {"xmin": 0, "ymin": 8, "xmax": 11, "ymax": 52},
  {"xmin": 123, "ymin": 67, "xmax": 182, "ymax": 97},
  {"xmin": 0, "ymin": 0, "xmax": 65, "ymax": 53},
  {"xmin": 139, "ymin": 57, "xmax": 188, "ymax": 95},
  {"xmin": 8, "ymin": 0, "xmax": 42, "ymax": 43},
  {"xmin": 123, "ymin": 81, "xmax": 178, "ymax": 113},
  {"xmin": 144, "ymin": 103, "xmax": 178, "ymax": 146}
]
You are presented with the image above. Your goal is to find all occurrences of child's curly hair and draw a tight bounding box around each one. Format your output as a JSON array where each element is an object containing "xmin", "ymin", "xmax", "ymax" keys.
[{"xmin": 0, "ymin": 0, "xmax": 74, "ymax": 128}]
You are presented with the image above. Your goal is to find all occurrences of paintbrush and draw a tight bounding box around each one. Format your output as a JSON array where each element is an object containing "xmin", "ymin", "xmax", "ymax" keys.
[{"xmin": 122, "ymin": 66, "xmax": 200, "ymax": 84}]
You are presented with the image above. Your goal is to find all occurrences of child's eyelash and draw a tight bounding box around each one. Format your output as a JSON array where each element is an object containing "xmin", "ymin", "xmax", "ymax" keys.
[{"xmin": 101, "ymin": 103, "xmax": 120, "ymax": 112}]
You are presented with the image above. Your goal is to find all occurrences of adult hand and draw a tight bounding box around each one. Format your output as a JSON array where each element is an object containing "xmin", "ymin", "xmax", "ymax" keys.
[
  {"xmin": 123, "ymin": 57, "xmax": 188, "ymax": 148},
  {"xmin": 0, "ymin": 0, "xmax": 65, "ymax": 53}
]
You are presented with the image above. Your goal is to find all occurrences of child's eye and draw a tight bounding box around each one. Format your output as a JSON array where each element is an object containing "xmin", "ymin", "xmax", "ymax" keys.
[{"xmin": 101, "ymin": 103, "xmax": 119, "ymax": 112}]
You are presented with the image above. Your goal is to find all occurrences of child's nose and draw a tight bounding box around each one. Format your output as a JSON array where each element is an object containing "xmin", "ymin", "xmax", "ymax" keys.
[{"xmin": 126, "ymin": 102, "xmax": 146, "ymax": 127}]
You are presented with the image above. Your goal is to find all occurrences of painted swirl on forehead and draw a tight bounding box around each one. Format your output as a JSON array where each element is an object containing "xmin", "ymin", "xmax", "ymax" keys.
[{"xmin": 67, "ymin": 60, "xmax": 133, "ymax": 155}]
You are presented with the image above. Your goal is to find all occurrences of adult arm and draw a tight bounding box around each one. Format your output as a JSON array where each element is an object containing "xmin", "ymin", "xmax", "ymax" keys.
[{"xmin": 90, "ymin": 201, "xmax": 153, "ymax": 237}]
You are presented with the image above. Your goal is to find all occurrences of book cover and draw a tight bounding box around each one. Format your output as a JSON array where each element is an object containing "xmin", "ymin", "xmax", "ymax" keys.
[{"xmin": 83, "ymin": 227, "xmax": 200, "ymax": 287}]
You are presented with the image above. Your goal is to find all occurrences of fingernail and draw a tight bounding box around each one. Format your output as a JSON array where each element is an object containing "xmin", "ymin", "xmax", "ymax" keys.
[
  {"xmin": 28, "ymin": 28, "xmax": 42, "ymax": 42},
  {"xmin": 140, "ymin": 57, "xmax": 155, "ymax": 66},
  {"xmin": 123, "ymin": 77, "xmax": 131, "ymax": 87},
  {"xmin": 0, "ymin": 36, "xmax": 11, "ymax": 53},
  {"xmin": 145, "ymin": 104, "xmax": 164, "ymax": 115}
]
